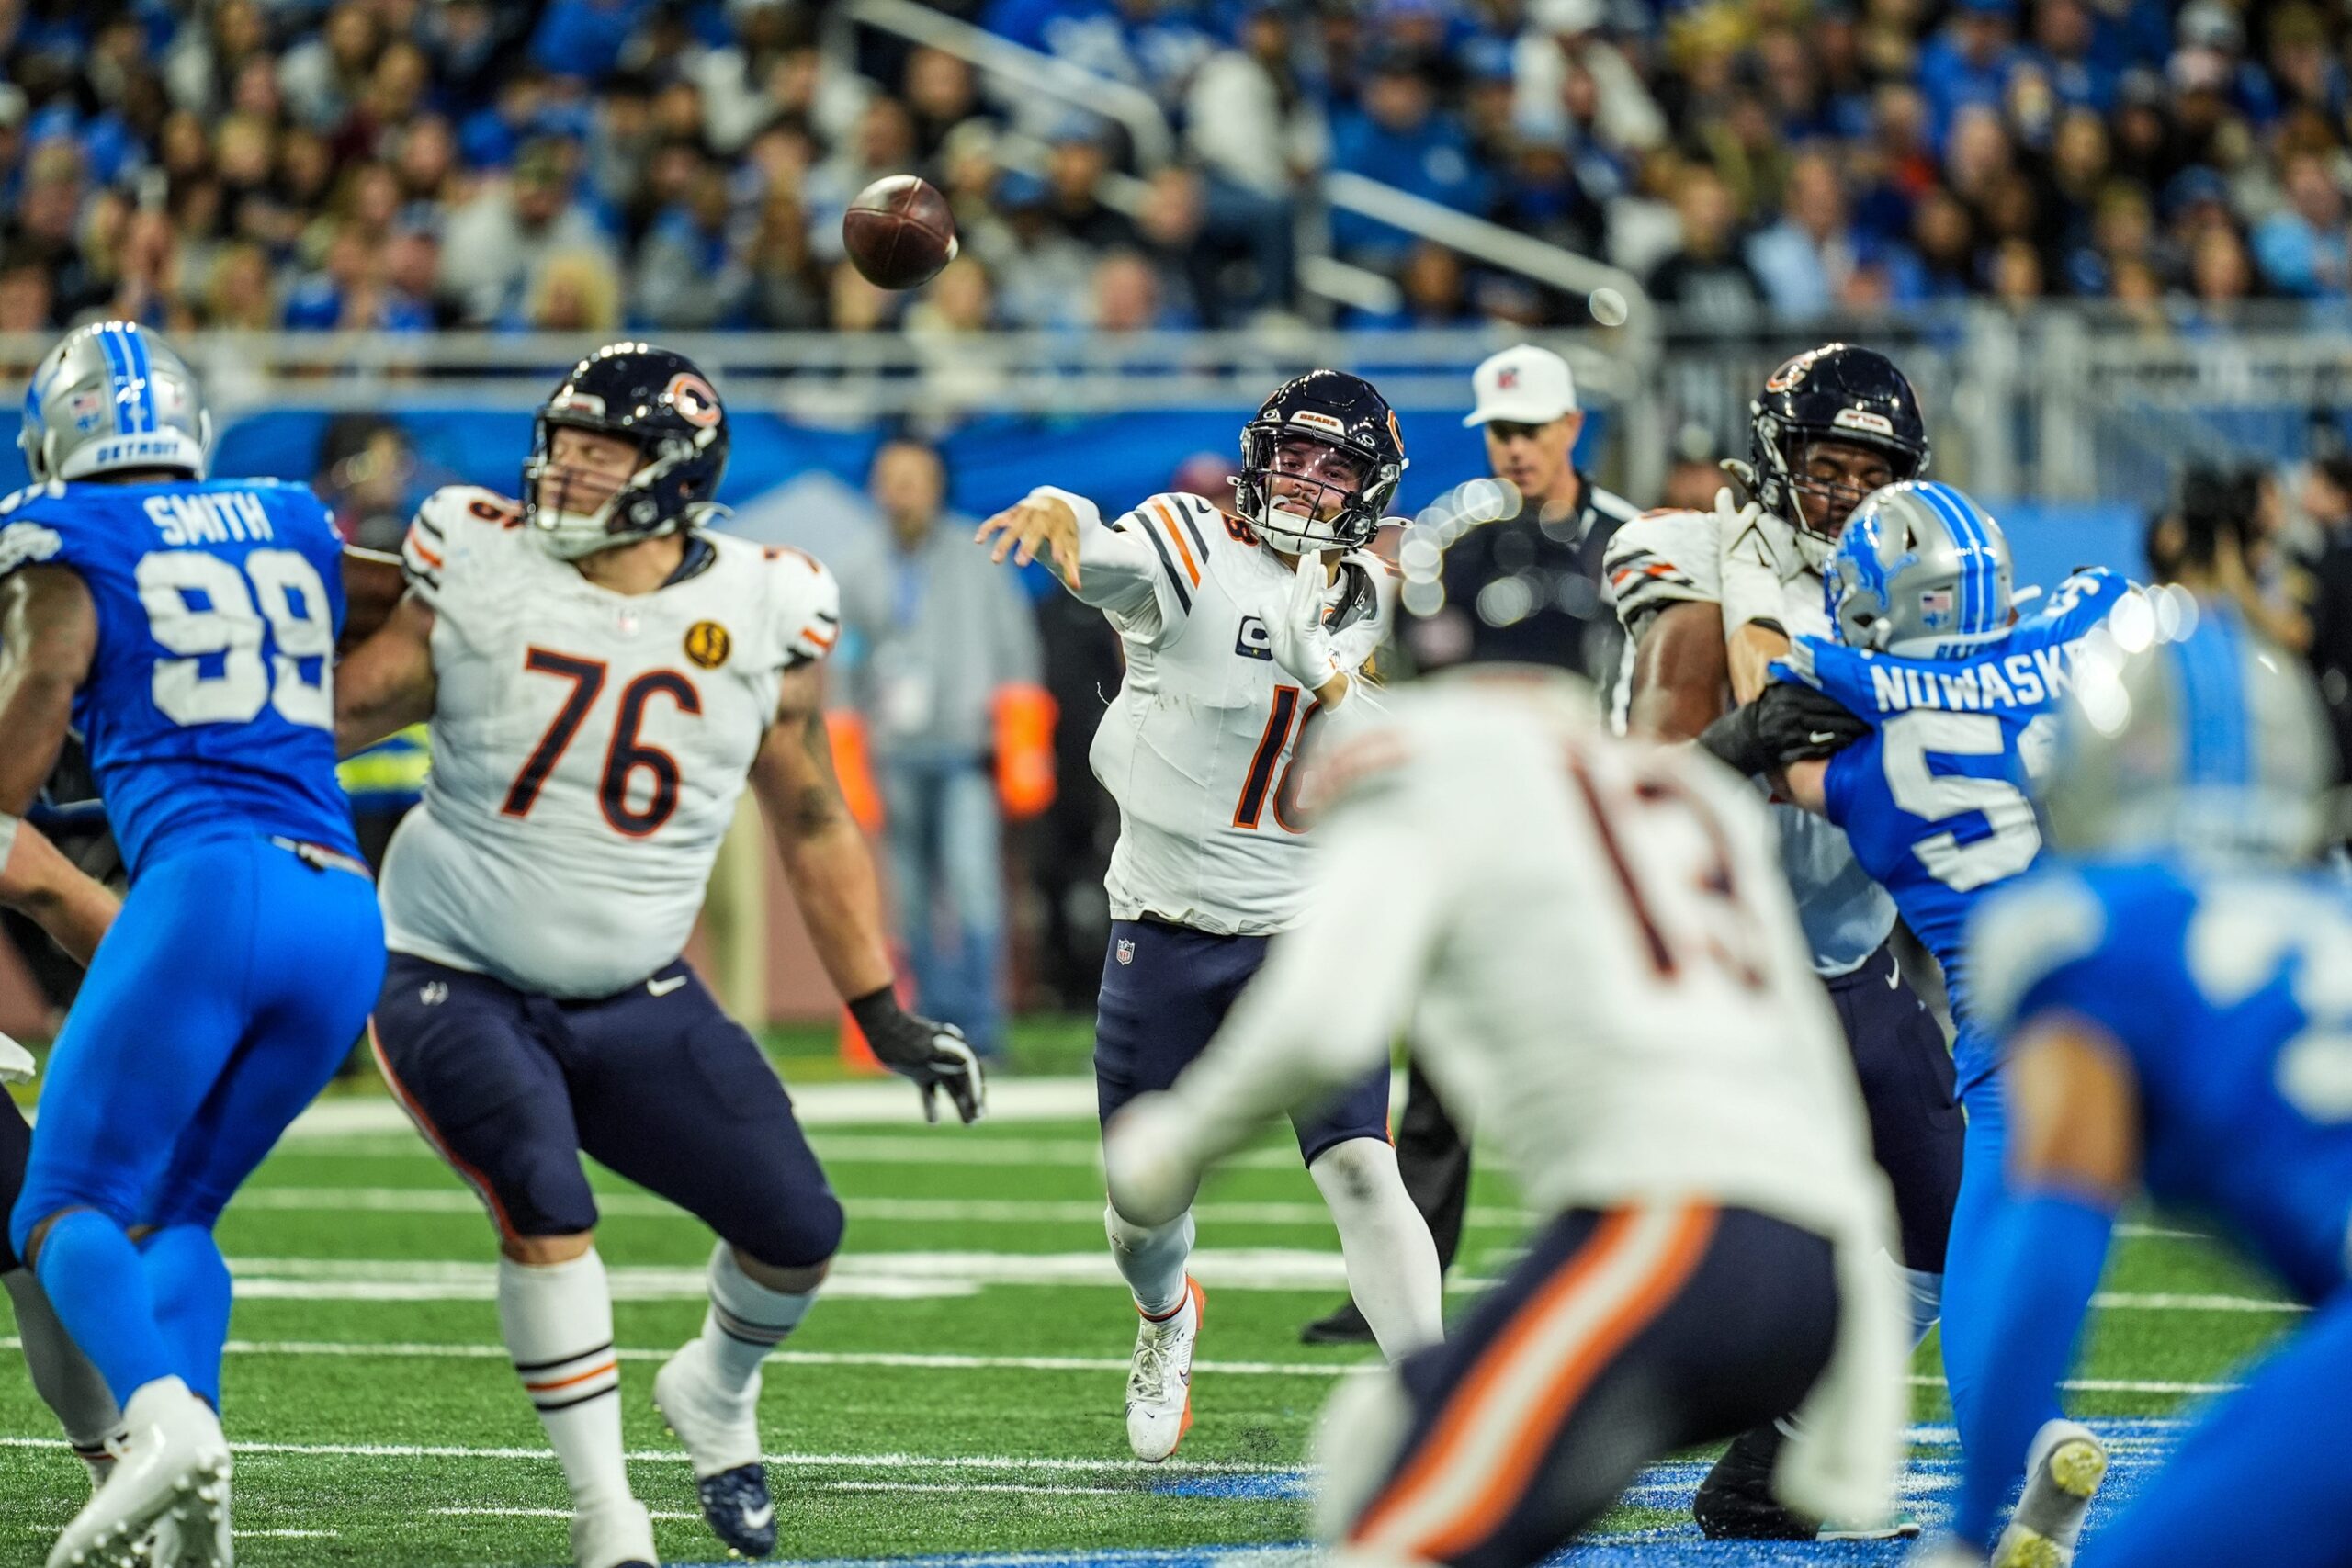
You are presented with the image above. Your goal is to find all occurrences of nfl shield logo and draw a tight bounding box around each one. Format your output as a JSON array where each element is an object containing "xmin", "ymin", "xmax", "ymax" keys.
[
  {"xmin": 1116, "ymin": 939, "xmax": 1136, "ymax": 966},
  {"xmin": 1920, "ymin": 587, "xmax": 1955, "ymax": 626}
]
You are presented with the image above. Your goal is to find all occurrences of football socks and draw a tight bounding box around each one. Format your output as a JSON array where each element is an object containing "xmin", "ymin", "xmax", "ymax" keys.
[{"xmin": 497, "ymin": 1250, "xmax": 632, "ymax": 1516}]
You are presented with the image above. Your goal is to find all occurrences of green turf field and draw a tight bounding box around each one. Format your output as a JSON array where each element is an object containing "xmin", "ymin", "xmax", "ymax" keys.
[{"xmin": 0, "ymin": 1063, "xmax": 2304, "ymax": 1567}]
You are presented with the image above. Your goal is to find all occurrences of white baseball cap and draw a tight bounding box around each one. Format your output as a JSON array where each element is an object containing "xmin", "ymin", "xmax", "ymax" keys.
[{"xmin": 1464, "ymin": 344, "xmax": 1578, "ymax": 428}]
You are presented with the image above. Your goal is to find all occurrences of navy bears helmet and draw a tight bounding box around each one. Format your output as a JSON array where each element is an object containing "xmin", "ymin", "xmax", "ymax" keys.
[
  {"xmin": 1234, "ymin": 369, "xmax": 1407, "ymax": 555},
  {"xmin": 524, "ymin": 342, "xmax": 731, "ymax": 559},
  {"xmin": 1747, "ymin": 344, "xmax": 1930, "ymax": 566}
]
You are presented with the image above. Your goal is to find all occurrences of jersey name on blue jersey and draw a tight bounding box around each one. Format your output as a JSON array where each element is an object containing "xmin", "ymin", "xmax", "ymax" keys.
[
  {"xmin": 1776, "ymin": 569, "xmax": 2126, "ymax": 1082},
  {"xmin": 0, "ymin": 477, "xmax": 359, "ymax": 875},
  {"xmin": 1972, "ymin": 861, "xmax": 2352, "ymax": 1303}
]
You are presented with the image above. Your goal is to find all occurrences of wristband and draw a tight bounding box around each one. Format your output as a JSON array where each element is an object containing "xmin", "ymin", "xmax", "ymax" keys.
[
  {"xmin": 0, "ymin": 809, "xmax": 17, "ymax": 874},
  {"xmin": 846, "ymin": 984, "xmax": 904, "ymax": 1041}
]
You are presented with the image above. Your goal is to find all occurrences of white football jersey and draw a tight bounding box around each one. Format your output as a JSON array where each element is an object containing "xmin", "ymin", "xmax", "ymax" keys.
[
  {"xmin": 1161, "ymin": 672, "xmax": 1905, "ymax": 1523},
  {"xmin": 378, "ymin": 487, "xmax": 839, "ymax": 998},
  {"xmin": 1604, "ymin": 508, "xmax": 1894, "ymax": 976},
  {"xmin": 1046, "ymin": 488, "xmax": 1394, "ymax": 936}
]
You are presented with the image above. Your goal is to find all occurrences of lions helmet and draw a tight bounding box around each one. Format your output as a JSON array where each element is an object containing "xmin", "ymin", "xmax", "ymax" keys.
[
  {"xmin": 2042, "ymin": 598, "xmax": 2335, "ymax": 864},
  {"xmin": 20, "ymin": 321, "xmax": 211, "ymax": 483},
  {"xmin": 1824, "ymin": 481, "xmax": 2012, "ymax": 656},
  {"xmin": 523, "ymin": 342, "xmax": 729, "ymax": 559},
  {"xmin": 1749, "ymin": 344, "xmax": 1930, "ymax": 571},
  {"xmin": 1234, "ymin": 370, "xmax": 1407, "ymax": 555}
]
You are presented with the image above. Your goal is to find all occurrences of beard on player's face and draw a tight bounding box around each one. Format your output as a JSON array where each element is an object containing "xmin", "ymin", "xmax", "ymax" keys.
[{"xmin": 1265, "ymin": 436, "xmax": 1368, "ymax": 525}]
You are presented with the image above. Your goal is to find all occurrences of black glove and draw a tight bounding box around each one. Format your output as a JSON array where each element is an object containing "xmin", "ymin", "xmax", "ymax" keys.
[
  {"xmin": 1696, "ymin": 682, "xmax": 1871, "ymax": 777},
  {"xmin": 848, "ymin": 987, "xmax": 987, "ymax": 1124}
]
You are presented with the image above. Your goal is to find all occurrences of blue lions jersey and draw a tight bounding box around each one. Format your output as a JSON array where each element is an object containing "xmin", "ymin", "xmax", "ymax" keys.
[
  {"xmin": 0, "ymin": 478, "xmax": 358, "ymax": 876},
  {"xmin": 1971, "ymin": 861, "xmax": 2352, "ymax": 1304},
  {"xmin": 1777, "ymin": 569, "xmax": 2126, "ymax": 1086}
]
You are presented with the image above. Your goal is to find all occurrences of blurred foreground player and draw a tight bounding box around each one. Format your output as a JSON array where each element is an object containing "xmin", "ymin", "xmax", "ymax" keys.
[
  {"xmin": 978, "ymin": 371, "xmax": 1442, "ymax": 1462},
  {"xmin": 1945, "ymin": 604, "xmax": 2352, "ymax": 1568},
  {"xmin": 4, "ymin": 321, "xmax": 387, "ymax": 1568},
  {"xmin": 336, "ymin": 344, "xmax": 983, "ymax": 1568},
  {"xmin": 1103, "ymin": 669, "xmax": 1906, "ymax": 1568}
]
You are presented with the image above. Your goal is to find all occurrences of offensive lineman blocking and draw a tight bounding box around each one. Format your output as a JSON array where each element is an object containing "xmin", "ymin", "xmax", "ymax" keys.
[
  {"xmin": 334, "ymin": 344, "xmax": 983, "ymax": 1568},
  {"xmin": 978, "ymin": 371, "xmax": 1444, "ymax": 1461}
]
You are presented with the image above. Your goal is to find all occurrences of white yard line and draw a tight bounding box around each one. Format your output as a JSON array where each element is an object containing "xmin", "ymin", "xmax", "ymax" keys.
[
  {"xmin": 0, "ymin": 1437, "xmax": 1270, "ymax": 1472},
  {"xmin": 0, "ymin": 1333, "xmax": 2252, "ymax": 1395},
  {"xmin": 191, "ymin": 1249, "xmax": 2305, "ymax": 1309},
  {"xmin": 227, "ymin": 1187, "xmax": 1528, "ymax": 1230}
]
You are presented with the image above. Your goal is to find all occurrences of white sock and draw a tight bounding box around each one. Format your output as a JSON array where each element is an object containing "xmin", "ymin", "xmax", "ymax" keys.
[
  {"xmin": 3, "ymin": 1269, "xmax": 121, "ymax": 1455},
  {"xmin": 702, "ymin": 1242, "xmax": 817, "ymax": 1399},
  {"xmin": 1898, "ymin": 1265, "xmax": 1944, "ymax": 1348},
  {"xmin": 1105, "ymin": 1203, "xmax": 1194, "ymax": 1317},
  {"xmin": 498, "ymin": 1251, "xmax": 631, "ymax": 1515},
  {"xmin": 1310, "ymin": 1138, "xmax": 1444, "ymax": 1360}
]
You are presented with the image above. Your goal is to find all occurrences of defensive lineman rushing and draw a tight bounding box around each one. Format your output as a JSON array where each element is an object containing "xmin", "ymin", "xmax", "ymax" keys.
[
  {"xmin": 4, "ymin": 321, "xmax": 389, "ymax": 1568},
  {"xmin": 977, "ymin": 370, "xmax": 1445, "ymax": 1461},
  {"xmin": 1951, "ymin": 604, "xmax": 2352, "ymax": 1568},
  {"xmin": 1728, "ymin": 483, "xmax": 2127, "ymax": 1561},
  {"xmin": 1102, "ymin": 670, "xmax": 1907, "ymax": 1567},
  {"xmin": 1605, "ymin": 345, "xmax": 1962, "ymax": 1538},
  {"xmin": 334, "ymin": 344, "xmax": 984, "ymax": 1568}
]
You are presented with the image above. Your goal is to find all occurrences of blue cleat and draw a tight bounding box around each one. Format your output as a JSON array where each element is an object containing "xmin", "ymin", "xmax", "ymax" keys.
[{"xmin": 694, "ymin": 1464, "xmax": 777, "ymax": 1560}]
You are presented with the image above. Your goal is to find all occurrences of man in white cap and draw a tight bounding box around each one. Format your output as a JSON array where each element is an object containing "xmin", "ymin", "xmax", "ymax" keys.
[
  {"xmin": 1306, "ymin": 341, "xmax": 1641, "ymax": 1346},
  {"xmin": 1398, "ymin": 343, "xmax": 1640, "ymax": 680}
]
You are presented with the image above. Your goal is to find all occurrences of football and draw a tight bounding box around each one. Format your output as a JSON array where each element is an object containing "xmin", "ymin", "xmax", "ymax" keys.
[{"xmin": 843, "ymin": 174, "xmax": 959, "ymax": 290}]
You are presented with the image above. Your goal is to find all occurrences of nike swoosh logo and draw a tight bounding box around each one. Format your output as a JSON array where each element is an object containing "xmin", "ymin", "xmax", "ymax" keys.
[
  {"xmin": 741, "ymin": 1504, "xmax": 775, "ymax": 1530},
  {"xmin": 648, "ymin": 975, "xmax": 689, "ymax": 998},
  {"xmin": 1808, "ymin": 731, "xmax": 1838, "ymax": 745},
  {"xmin": 1885, "ymin": 966, "xmax": 1902, "ymax": 990}
]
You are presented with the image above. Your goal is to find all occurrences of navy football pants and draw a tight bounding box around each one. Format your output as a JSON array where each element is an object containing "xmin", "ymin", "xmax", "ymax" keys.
[{"xmin": 370, "ymin": 953, "xmax": 842, "ymax": 1269}]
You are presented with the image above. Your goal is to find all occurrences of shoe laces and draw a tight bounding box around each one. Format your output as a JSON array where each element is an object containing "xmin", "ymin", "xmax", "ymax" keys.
[{"xmin": 1132, "ymin": 1310, "xmax": 1186, "ymax": 1394}]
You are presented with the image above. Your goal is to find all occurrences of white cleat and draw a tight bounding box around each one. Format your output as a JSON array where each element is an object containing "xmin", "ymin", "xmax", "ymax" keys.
[
  {"xmin": 1994, "ymin": 1418, "xmax": 2109, "ymax": 1568},
  {"xmin": 142, "ymin": 1477, "xmax": 232, "ymax": 1568},
  {"xmin": 1125, "ymin": 1277, "xmax": 1204, "ymax": 1463},
  {"xmin": 46, "ymin": 1380, "xmax": 228, "ymax": 1568},
  {"xmin": 569, "ymin": 1497, "xmax": 659, "ymax": 1568}
]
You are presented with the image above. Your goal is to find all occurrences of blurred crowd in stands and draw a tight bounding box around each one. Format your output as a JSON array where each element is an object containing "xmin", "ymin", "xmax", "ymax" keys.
[{"xmin": 2, "ymin": 0, "xmax": 2349, "ymax": 343}]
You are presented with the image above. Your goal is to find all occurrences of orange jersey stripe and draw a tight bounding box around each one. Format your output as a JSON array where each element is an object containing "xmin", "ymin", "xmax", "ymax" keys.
[
  {"xmin": 523, "ymin": 1359, "xmax": 619, "ymax": 1394},
  {"xmin": 1148, "ymin": 501, "xmax": 1202, "ymax": 587},
  {"xmin": 804, "ymin": 625, "xmax": 839, "ymax": 651},
  {"xmin": 409, "ymin": 541, "xmax": 445, "ymax": 570},
  {"xmin": 1353, "ymin": 1204, "xmax": 1717, "ymax": 1557}
]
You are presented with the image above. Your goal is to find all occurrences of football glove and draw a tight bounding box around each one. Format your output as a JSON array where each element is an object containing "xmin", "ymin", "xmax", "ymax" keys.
[
  {"xmin": 1715, "ymin": 482, "xmax": 1802, "ymax": 636},
  {"xmin": 1265, "ymin": 555, "xmax": 1347, "ymax": 694},
  {"xmin": 848, "ymin": 987, "xmax": 986, "ymax": 1124},
  {"xmin": 1698, "ymin": 682, "xmax": 1871, "ymax": 778},
  {"xmin": 0, "ymin": 1030, "xmax": 33, "ymax": 1086}
]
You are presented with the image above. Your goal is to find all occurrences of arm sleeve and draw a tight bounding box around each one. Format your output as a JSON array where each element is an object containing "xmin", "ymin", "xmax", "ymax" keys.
[
  {"xmin": 1033, "ymin": 485, "xmax": 1187, "ymax": 644},
  {"xmin": 400, "ymin": 503, "xmax": 450, "ymax": 608},
  {"xmin": 1162, "ymin": 774, "xmax": 1449, "ymax": 1158},
  {"xmin": 762, "ymin": 546, "xmax": 844, "ymax": 671},
  {"xmin": 1604, "ymin": 511, "xmax": 1723, "ymax": 637}
]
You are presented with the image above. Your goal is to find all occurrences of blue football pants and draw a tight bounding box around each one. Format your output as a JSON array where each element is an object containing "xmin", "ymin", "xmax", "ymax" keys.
[{"xmin": 8, "ymin": 836, "xmax": 384, "ymax": 1404}]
